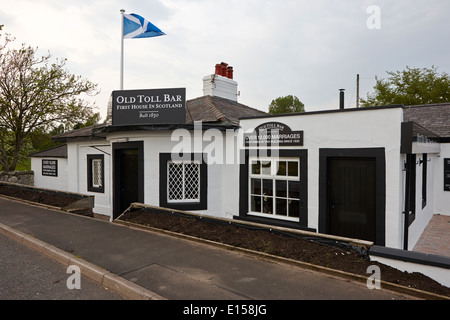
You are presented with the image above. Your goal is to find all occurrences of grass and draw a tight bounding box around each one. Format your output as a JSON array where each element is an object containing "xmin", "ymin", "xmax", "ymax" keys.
[{"xmin": 0, "ymin": 158, "xmax": 31, "ymax": 172}]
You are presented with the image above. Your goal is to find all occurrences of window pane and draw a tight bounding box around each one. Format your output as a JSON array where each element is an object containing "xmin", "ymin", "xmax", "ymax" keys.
[
  {"xmin": 276, "ymin": 180, "xmax": 287, "ymax": 197},
  {"xmin": 251, "ymin": 178, "xmax": 261, "ymax": 195},
  {"xmin": 183, "ymin": 162, "xmax": 200, "ymax": 200},
  {"xmin": 261, "ymin": 160, "xmax": 271, "ymax": 175},
  {"xmin": 168, "ymin": 161, "xmax": 200, "ymax": 202},
  {"xmin": 92, "ymin": 159, "xmax": 103, "ymax": 188},
  {"xmin": 168, "ymin": 162, "xmax": 183, "ymax": 200},
  {"xmin": 251, "ymin": 160, "xmax": 260, "ymax": 174},
  {"xmin": 288, "ymin": 161, "xmax": 298, "ymax": 177},
  {"xmin": 263, "ymin": 196, "xmax": 273, "ymax": 214},
  {"xmin": 276, "ymin": 161, "xmax": 286, "ymax": 176},
  {"xmin": 288, "ymin": 181, "xmax": 300, "ymax": 199},
  {"xmin": 251, "ymin": 196, "xmax": 262, "ymax": 212},
  {"xmin": 288, "ymin": 200, "xmax": 300, "ymax": 217},
  {"xmin": 263, "ymin": 179, "xmax": 273, "ymax": 196},
  {"xmin": 276, "ymin": 198, "xmax": 287, "ymax": 216}
]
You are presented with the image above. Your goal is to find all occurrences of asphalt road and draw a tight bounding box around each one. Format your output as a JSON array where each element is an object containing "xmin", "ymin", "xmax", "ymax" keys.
[
  {"xmin": 0, "ymin": 196, "xmax": 418, "ymax": 303},
  {"xmin": 0, "ymin": 233, "xmax": 123, "ymax": 300}
]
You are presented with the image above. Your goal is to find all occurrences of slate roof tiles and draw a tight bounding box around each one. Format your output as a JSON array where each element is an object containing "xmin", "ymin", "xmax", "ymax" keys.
[{"xmin": 403, "ymin": 103, "xmax": 450, "ymax": 138}]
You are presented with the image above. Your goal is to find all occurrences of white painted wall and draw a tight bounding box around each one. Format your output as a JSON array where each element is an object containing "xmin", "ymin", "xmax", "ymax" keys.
[
  {"xmin": 434, "ymin": 143, "xmax": 450, "ymax": 216},
  {"xmin": 107, "ymin": 129, "xmax": 241, "ymax": 220},
  {"xmin": 203, "ymin": 75, "xmax": 238, "ymax": 102},
  {"xmin": 239, "ymin": 107, "xmax": 405, "ymax": 248},
  {"xmin": 407, "ymin": 152, "xmax": 438, "ymax": 249},
  {"xmin": 31, "ymin": 157, "xmax": 68, "ymax": 191},
  {"xmin": 32, "ymin": 106, "xmax": 447, "ymax": 249},
  {"xmin": 64, "ymin": 140, "xmax": 112, "ymax": 217},
  {"xmin": 77, "ymin": 143, "xmax": 111, "ymax": 216},
  {"xmin": 370, "ymin": 255, "xmax": 450, "ymax": 288}
]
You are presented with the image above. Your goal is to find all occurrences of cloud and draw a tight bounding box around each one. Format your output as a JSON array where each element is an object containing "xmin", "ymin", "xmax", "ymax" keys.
[{"xmin": 1, "ymin": 0, "xmax": 450, "ymax": 118}]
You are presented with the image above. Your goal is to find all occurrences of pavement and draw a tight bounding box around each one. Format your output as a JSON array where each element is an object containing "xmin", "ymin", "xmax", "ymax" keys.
[
  {"xmin": 0, "ymin": 196, "xmax": 433, "ymax": 301},
  {"xmin": 413, "ymin": 214, "xmax": 450, "ymax": 257}
]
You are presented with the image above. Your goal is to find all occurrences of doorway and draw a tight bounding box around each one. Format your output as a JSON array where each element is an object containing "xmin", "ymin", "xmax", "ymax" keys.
[
  {"xmin": 319, "ymin": 148, "xmax": 386, "ymax": 245},
  {"xmin": 113, "ymin": 141, "xmax": 144, "ymax": 219},
  {"xmin": 328, "ymin": 158, "xmax": 376, "ymax": 241}
]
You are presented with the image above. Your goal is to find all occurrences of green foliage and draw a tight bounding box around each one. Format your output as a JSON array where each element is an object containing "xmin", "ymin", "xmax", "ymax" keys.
[
  {"xmin": 268, "ymin": 95, "xmax": 305, "ymax": 114},
  {"xmin": 0, "ymin": 30, "xmax": 99, "ymax": 171},
  {"xmin": 361, "ymin": 66, "xmax": 450, "ymax": 107}
]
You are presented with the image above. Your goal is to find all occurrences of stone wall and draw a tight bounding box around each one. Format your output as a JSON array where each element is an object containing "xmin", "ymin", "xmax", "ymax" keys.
[{"xmin": 0, "ymin": 171, "xmax": 34, "ymax": 186}]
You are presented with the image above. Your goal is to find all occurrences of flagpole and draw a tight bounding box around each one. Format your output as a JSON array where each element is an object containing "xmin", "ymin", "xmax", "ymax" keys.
[{"xmin": 120, "ymin": 9, "xmax": 125, "ymax": 90}]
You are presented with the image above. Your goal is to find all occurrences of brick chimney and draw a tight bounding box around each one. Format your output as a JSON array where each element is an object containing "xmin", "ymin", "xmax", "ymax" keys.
[{"xmin": 203, "ymin": 62, "xmax": 238, "ymax": 101}]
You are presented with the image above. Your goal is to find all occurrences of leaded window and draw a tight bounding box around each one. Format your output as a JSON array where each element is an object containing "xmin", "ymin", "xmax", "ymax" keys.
[
  {"xmin": 168, "ymin": 160, "xmax": 201, "ymax": 202},
  {"xmin": 92, "ymin": 159, "xmax": 103, "ymax": 188},
  {"xmin": 87, "ymin": 154, "xmax": 104, "ymax": 193}
]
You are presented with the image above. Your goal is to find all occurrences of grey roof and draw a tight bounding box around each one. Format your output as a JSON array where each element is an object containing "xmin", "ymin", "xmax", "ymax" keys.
[
  {"xmin": 52, "ymin": 124, "xmax": 107, "ymax": 142},
  {"xmin": 186, "ymin": 95, "xmax": 267, "ymax": 126},
  {"xmin": 52, "ymin": 95, "xmax": 267, "ymax": 141},
  {"xmin": 29, "ymin": 144, "xmax": 68, "ymax": 158},
  {"xmin": 403, "ymin": 103, "xmax": 450, "ymax": 138}
]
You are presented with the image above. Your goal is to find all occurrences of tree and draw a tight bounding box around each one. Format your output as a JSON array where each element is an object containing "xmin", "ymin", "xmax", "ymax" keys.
[
  {"xmin": 0, "ymin": 29, "xmax": 99, "ymax": 171},
  {"xmin": 268, "ymin": 95, "xmax": 305, "ymax": 114},
  {"xmin": 361, "ymin": 66, "xmax": 450, "ymax": 107},
  {"xmin": 72, "ymin": 112, "xmax": 101, "ymax": 130}
]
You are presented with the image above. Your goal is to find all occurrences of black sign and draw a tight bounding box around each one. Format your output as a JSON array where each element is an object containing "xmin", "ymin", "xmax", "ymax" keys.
[
  {"xmin": 42, "ymin": 159, "xmax": 58, "ymax": 177},
  {"xmin": 444, "ymin": 158, "xmax": 450, "ymax": 191},
  {"xmin": 244, "ymin": 122, "xmax": 304, "ymax": 147},
  {"xmin": 112, "ymin": 88, "xmax": 186, "ymax": 126}
]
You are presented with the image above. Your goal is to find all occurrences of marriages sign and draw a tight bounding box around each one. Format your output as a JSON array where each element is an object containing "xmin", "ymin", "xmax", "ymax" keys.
[
  {"xmin": 244, "ymin": 122, "xmax": 304, "ymax": 147},
  {"xmin": 112, "ymin": 88, "xmax": 186, "ymax": 125},
  {"xmin": 42, "ymin": 159, "xmax": 58, "ymax": 177}
]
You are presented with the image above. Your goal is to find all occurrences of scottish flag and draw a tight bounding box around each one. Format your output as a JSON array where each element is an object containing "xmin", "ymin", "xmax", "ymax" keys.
[{"xmin": 123, "ymin": 13, "xmax": 165, "ymax": 39}]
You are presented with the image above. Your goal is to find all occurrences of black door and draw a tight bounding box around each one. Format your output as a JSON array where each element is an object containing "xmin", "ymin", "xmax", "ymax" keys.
[
  {"xmin": 328, "ymin": 158, "xmax": 376, "ymax": 241},
  {"xmin": 113, "ymin": 142, "xmax": 144, "ymax": 219},
  {"xmin": 119, "ymin": 149, "xmax": 139, "ymax": 213}
]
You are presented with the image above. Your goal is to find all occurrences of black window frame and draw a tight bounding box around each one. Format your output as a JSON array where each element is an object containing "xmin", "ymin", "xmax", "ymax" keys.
[
  {"xmin": 421, "ymin": 153, "xmax": 427, "ymax": 209},
  {"xmin": 159, "ymin": 153, "xmax": 208, "ymax": 211},
  {"xmin": 87, "ymin": 154, "xmax": 105, "ymax": 193},
  {"xmin": 404, "ymin": 153, "xmax": 416, "ymax": 226}
]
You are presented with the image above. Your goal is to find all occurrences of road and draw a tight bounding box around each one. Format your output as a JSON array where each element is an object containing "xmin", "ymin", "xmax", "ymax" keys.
[
  {"xmin": 0, "ymin": 233, "xmax": 123, "ymax": 300},
  {"xmin": 0, "ymin": 196, "xmax": 418, "ymax": 304}
]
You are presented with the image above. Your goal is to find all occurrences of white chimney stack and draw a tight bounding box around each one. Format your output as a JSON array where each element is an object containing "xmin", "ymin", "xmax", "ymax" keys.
[{"xmin": 203, "ymin": 62, "xmax": 238, "ymax": 101}]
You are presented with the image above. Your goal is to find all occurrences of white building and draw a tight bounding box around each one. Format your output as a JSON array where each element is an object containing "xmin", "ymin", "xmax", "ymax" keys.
[{"xmin": 30, "ymin": 63, "xmax": 450, "ymax": 252}]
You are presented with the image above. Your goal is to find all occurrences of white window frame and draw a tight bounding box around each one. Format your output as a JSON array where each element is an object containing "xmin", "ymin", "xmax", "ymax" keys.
[
  {"xmin": 167, "ymin": 160, "xmax": 201, "ymax": 203},
  {"xmin": 248, "ymin": 156, "xmax": 300, "ymax": 222}
]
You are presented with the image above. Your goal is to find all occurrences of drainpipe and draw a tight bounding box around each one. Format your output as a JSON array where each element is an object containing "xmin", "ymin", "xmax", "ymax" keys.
[{"xmin": 403, "ymin": 154, "xmax": 412, "ymax": 250}]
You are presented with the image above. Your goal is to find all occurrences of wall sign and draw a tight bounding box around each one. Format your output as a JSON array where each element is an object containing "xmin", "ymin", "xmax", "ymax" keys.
[
  {"xmin": 444, "ymin": 158, "xmax": 450, "ymax": 191},
  {"xmin": 244, "ymin": 122, "xmax": 304, "ymax": 147},
  {"xmin": 42, "ymin": 159, "xmax": 58, "ymax": 177},
  {"xmin": 112, "ymin": 88, "xmax": 186, "ymax": 125}
]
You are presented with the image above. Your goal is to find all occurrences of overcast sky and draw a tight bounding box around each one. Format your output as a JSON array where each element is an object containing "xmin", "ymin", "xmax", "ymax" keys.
[{"xmin": 1, "ymin": 0, "xmax": 450, "ymax": 120}]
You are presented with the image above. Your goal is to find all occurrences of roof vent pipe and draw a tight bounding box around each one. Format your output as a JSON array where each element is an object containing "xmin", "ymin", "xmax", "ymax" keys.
[{"xmin": 339, "ymin": 89, "xmax": 345, "ymax": 110}]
